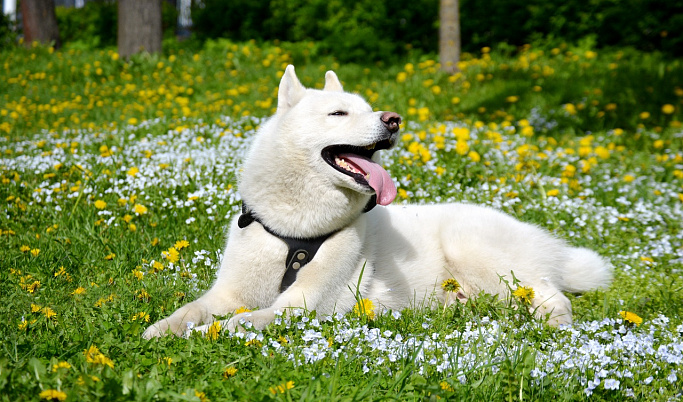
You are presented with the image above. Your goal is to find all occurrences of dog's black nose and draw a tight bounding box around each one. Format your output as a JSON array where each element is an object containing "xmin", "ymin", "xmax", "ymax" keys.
[{"xmin": 381, "ymin": 112, "xmax": 402, "ymax": 133}]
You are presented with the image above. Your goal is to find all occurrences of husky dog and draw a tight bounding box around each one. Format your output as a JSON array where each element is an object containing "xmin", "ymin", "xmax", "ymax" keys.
[{"xmin": 143, "ymin": 65, "xmax": 612, "ymax": 338}]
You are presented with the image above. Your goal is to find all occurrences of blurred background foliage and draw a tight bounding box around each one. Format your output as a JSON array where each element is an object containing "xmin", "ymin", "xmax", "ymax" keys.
[{"xmin": 2, "ymin": 0, "xmax": 681, "ymax": 61}]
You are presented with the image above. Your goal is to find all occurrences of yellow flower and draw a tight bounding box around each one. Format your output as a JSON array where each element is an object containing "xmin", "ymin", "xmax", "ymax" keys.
[
  {"xmin": 455, "ymin": 140, "xmax": 469, "ymax": 156},
  {"xmin": 223, "ymin": 367, "xmax": 238, "ymax": 378},
  {"xmin": 42, "ymin": 307, "xmax": 57, "ymax": 319},
  {"xmin": 94, "ymin": 200, "xmax": 107, "ymax": 209},
  {"xmin": 30, "ymin": 248, "xmax": 40, "ymax": 257},
  {"xmin": 174, "ymin": 240, "xmax": 190, "ymax": 250},
  {"xmin": 623, "ymin": 174, "xmax": 635, "ymax": 183},
  {"xmin": 164, "ymin": 247, "xmax": 179, "ymax": 263},
  {"xmin": 468, "ymin": 151, "xmax": 481, "ymax": 162},
  {"xmin": 440, "ymin": 380, "xmax": 454, "ymax": 392},
  {"xmin": 84, "ymin": 345, "xmax": 114, "ymax": 368},
  {"xmin": 639, "ymin": 111, "xmax": 650, "ymax": 120},
  {"xmin": 51, "ymin": 361, "xmax": 71, "ymax": 372},
  {"xmin": 127, "ymin": 166, "xmax": 139, "ymax": 176},
  {"xmin": 353, "ymin": 298, "xmax": 376, "ymax": 319},
  {"xmin": 505, "ymin": 95, "xmax": 519, "ymax": 103},
  {"xmin": 269, "ymin": 381, "xmax": 295, "ymax": 394},
  {"xmin": 512, "ymin": 286, "xmax": 535, "ymax": 304},
  {"xmin": 619, "ymin": 310, "xmax": 643, "ymax": 326},
  {"xmin": 661, "ymin": 104, "xmax": 675, "ymax": 114},
  {"xmin": 234, "ymin": 306, "xmax": 252, "ymax": 314},
  {"xmin": 546, "ymin": 189, "xmax": 560, "ymax": 197},
  {"xmin": 206, "ymin": 321, "xmax": 222, "ymax": 341},
  {"xmin": 71, "ymin": 286, "xmax": 86, "ymax": 295},
  {"xmin": 39, "ymin": 389, "xmax": 67, "ymax": 401},
  {"xmin": 133, "ymin": 204, "xmax": 148, "ymax": 214},
  {"xmin": 104, "ymin": 253, "xmax": 115, "ymax": 260},
  {"xmin": 20, "ymin": 245, "xmax": 31, "ymax": 252},
  {"xmin": 441, "ymin": 278, "xmax": 461, "ymax": 292}
]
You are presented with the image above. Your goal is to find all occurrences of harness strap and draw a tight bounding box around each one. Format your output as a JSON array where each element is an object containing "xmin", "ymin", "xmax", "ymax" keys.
[
  {"xmin": 238, "ymin": 202, "xmax": 337, "ymax": 292},
  {"xmin": 238, "ymin": 196, "xmax": 376, "ymax": 292}
]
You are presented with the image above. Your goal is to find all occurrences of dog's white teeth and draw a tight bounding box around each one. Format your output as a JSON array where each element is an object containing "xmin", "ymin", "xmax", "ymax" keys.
[{"xmin": 334, "ymin": 156, "xmax": 361, "ymax": 174}]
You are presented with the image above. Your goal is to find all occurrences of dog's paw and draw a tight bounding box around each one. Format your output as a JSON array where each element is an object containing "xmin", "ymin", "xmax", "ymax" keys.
[
  {"xmin": 143, "ymin": 321, "xmax": 171, "ymax": 339},
  {"xmin": 143, "ymin": 319, "xmax": 196, "ymax": 339},
  {"xmin": 227, "ymin": 309, "xmax": 276, "ymax": 332}
]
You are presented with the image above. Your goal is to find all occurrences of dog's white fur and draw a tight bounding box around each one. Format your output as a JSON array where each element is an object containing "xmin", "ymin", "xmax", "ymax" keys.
[{"xmin": 143, "ymin": 66, "xmax": 612, "ymax": 338}]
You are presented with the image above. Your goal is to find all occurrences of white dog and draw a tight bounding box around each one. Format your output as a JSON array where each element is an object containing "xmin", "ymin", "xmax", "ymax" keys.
[{"xmin": 143, "ymin": 65, "xmax": 612, "ymax": 338}]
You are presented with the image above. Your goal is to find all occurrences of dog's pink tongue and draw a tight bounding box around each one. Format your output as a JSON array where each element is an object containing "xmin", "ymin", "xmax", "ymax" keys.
[{"xmin": 339, "ymin": 153, "xmax": 397, "ymax": 205}]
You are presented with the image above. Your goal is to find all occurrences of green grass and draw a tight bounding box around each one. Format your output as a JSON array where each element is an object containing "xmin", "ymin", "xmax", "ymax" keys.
[{"xmin": 1, "ymin": 39, "xmax": 682, "ymax": 401}]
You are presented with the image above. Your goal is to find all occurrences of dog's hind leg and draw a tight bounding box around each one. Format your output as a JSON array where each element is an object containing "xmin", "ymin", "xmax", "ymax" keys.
[{"xmin": 528, "ymin": 281, "xmax": 573, "ymax": 326}]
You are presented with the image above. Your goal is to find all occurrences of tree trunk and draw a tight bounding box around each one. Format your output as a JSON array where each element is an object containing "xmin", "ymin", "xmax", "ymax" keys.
[
  {"xmin": 439, "ymin": 0, "xmax": 460, "ymax": 74},
  {"xmin": 118, "ymin": 0, "xmax": 162, "ymax": 58},
  {"xmin": 21, "ymin": 0, "xmax": 61, "ymax": 48}
]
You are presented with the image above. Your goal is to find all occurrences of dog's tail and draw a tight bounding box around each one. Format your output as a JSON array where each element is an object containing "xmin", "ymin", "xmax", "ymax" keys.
[{"xmin": 560, "ymin": 247, "xmax": 613, "ymax": 293}]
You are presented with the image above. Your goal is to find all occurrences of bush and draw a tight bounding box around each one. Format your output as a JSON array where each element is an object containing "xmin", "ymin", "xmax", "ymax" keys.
[
  {"xmin": 0, "ymin": 12, "xmax": 17, "ymax": 50},
  {"xmin": 191, "ymin": 0, "xmax": 438, "ymax": 63}
]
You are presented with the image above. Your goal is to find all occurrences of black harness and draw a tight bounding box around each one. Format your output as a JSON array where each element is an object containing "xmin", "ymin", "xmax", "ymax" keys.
[{"xmin": 237, "ymin": 196, "xmax": 376, "ymax": 292}]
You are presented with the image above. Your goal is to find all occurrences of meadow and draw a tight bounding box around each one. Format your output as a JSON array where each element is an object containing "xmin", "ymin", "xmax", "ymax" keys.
[{"xmin": 1, "ymin": 39, "xmax": 682, "ymax": 400}]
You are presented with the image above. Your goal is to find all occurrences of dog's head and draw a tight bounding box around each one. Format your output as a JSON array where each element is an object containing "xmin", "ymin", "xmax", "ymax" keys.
[
  {"xmin": 275, "ymin": 65, "xmax": 401, "ymax": 206},
  {"xmin": 239, "ymin": 66, "xmax": 401, "ymax": 236}
]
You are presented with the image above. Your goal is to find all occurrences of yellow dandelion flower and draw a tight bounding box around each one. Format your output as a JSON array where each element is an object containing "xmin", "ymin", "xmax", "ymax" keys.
[
  {"xmin": 619, "ymin": 311, "xmax": 643, "ymax": 326},
  {"xmin": 441, "ymin": 278, "xmax": 461, "ymax": 292},
  {"xmin": 71, "ymin": 286, "xmax": 86, "ymax": 295},
  {"xmin": 353, "ymin": 298, "xmax": 376, "ymax": 319},
  {"xmin": 20, "ymin": 245, "xmax": 31, "ymax": 252},
  {"xmin": 133, "ymin": 204, "xmax": 148, "ymax": 214},
  {"xmin": 223, "ymin": 367, "xmax": 238, "ymax": 378},
  {"xmin": 127, "ymin": 166, "xmax": 139, "ymax": 176},
  {"xmin": 164, "ymin": 247, "xmax": 179, "ymax": 263},
  {"xmin": 84, "ymin": 345, "xmax": 114, "ymax": 368},
  {"xmin": 455, "ymin": 140, "xmax": 469, "ymax": 156},
  {"xmin": 440, "ymin": 380, "xmax": 454, "ymax": 392},
  {"xmin": 94, "ymin": 200, "xmax": 107, "ymax": 209},
  {"xmin": 623, "ymin": 174, "xmax": 635, "ymax": 183},
  {"xmin": 206, "ymin": 321, "xmax": 222, "ymax": 341},
  {"xmin": 661, "ymin": 104, "xmax": 675, "ymax": 114},
  {"xmin": 270, "ymin": 381, "xmax": 295, "ymax": 394},
  {"xmin": 42, "ymin": 307, "xmax": 57, "ymax": 319},
  {"xmin": 639, "ymin": 111, "xmax": 650, "ymax": 120},
  {"xmin": 245, "ymin": 339, "xmax": 262, "ymax": 347},
  {"xmin": 104, "ymin": 253, "xmax": 115, "ymax": 260},
  {"xmin": 174, "ymin": 240, "xmax": 190, "ymax": 250},
  {"xmin": 39, "ymin": 389, "xmax": 67, "ymax": 401},
  {"xmin": 468, "ymin": 151, "xmax": 481, "ymax": 162},
  {"xmin": 505, "ymin": 95, "xmax": 519, "ymax": 103},
  {"xmin": 512, "ymin": 286, "xmax": 535, "ymax": 304},
  {"xmin": 30, "ymin": 248, "xmax": 40, "ymax": 257},
  {"xmin": 51, "ymin": 361, "xmax": 71, "ymax": 372},
  {"xmin": 546, "ymin": 189, "xmax": 560, "ymax": 197},
  {"xmin": 234, "ymin": 306, "xmax": 252, "ymax": 314}
]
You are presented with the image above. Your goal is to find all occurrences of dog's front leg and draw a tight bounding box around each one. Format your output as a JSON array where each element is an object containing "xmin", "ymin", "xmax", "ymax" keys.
[{"xmin": 207, "ymin": 225, "xmax": 365, "ymax": 333}]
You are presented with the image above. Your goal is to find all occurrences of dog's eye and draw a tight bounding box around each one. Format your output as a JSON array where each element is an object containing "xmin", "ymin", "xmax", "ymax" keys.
[{"xmin": 328, "ymin": 111, "xmax": 348, "ymax": 116}]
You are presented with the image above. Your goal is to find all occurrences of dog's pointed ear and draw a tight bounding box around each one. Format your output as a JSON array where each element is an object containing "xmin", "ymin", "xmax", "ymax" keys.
[
  {"xmin": 323, "ymin": 70, "xmax": 344, "ymax": 92},
  {"xmin": 277, "ymin": 65, "xmax": 306, "ymax": 113}
]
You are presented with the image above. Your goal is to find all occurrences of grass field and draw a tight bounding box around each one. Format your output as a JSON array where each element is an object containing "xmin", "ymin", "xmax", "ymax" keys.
[{"xmin": 1, "ymin": 39, "xmax": 683, "ymax": 401}]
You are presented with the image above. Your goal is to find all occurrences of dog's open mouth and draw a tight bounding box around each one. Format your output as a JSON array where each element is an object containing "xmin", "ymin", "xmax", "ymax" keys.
[{"xmin": 321, "ymin": 141, "xmax": 397, "ymax": 205}]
